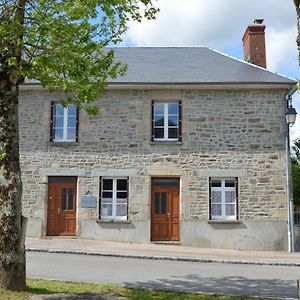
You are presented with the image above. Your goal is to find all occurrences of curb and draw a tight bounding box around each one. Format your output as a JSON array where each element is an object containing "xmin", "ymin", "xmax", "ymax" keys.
[{"xmin": 26, "ymin": 248, "xmax": 300, "ymax": 267}]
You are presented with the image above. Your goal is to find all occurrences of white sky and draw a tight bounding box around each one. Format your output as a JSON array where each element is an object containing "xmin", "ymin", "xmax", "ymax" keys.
[{"xmin": 121, "ymin": 0, "xmax": 300, "ymax": 142}]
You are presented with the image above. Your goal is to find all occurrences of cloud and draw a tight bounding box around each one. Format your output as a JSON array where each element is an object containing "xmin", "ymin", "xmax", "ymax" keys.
[
  {"xmin": 123, "ymin": 0, "xmax": 297, "ymax": 51},
  {"xmin": 266, "ymin": 27, "xmax": 299, "ymax": 77},
  {"xmin": 122, "ymin": 0, "xmax": 300, "ymax": 77}
]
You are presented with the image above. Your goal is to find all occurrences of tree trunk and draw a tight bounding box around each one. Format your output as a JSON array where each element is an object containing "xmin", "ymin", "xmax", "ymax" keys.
[
  {"xmin": 0, "ymin": 51, "xmax": 26, "ymax": 290},
  {"xmin": 294, "ymin": 0, "xmax": 300, "ymax": 64}
]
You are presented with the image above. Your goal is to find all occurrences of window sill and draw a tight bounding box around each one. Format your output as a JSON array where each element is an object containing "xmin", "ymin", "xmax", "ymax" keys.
[
  {"xmin": 208, "ymin": 220, "xmax": 241, "ymax": 224},
  {"xmin": 48, "ymin": 142, "xmax": 79, "ymax": 147},
  {"xmin": 150, "ymin": 141, "xmax": 183, "ymax": 145},
  {"xmin": 96, "ymin": 219, "xmax": 131, "ymax": 224}
]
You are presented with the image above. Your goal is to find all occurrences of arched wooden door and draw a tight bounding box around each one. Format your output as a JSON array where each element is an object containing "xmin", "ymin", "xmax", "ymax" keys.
[{"xmin": 151, "ymin": 178, "xmax": 180, "ymax": 241}]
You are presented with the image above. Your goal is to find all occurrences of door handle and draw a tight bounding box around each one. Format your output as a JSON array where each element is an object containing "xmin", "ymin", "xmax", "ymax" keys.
[
  {"xmin": 58, "ymin": 208, "xmax": 61, "ymax": 214},
  {"xmin": 167, "ymin": 212, "xmax": 170, "ymax": 218}
]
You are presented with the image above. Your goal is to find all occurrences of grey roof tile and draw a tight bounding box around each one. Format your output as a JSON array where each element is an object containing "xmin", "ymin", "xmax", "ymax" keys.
[
  {"xmin": 110, "ymin": 47, "xmax": 295, "ymax": 85},
  {"xmin": 23, "ymin": 47, "xmax": 296, "ymax": 86}
]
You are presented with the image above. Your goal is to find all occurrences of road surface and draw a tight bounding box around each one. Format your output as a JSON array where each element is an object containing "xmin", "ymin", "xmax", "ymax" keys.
[{"xmin": 27, "ymin": 251, "xmax": 300, "ymax": 299}]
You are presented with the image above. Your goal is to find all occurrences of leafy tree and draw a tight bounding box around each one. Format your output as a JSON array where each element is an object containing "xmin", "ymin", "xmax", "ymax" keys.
[
  {"xmin": 292, "ymin": 139, "xmax": 300, "ymax": 205},
  {"xmin": 294, "ymin": 0, "xmax": 300, "ymax": 63},
  {"xmin": 0, "ymin": 0, "xmax": 158, "ymax": 291}
]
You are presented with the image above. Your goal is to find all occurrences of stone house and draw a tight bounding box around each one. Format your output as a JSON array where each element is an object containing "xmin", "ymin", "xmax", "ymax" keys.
[{"xmin": 20, "ymin": 20, "xmax": 298, "ymax": 250}]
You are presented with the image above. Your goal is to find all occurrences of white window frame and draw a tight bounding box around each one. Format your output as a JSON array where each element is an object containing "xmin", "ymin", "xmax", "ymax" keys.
[
  {"xmin": 153, "ymin": 102, "xmax": 179, "ymax": 141},
  {"xmin": 100, "ymin": 177, "xmax": 128, "ymax": 221},
  {"xmin": 210, "ymin": 178, "xmax": 237, "ymax": 220},
  {"xmin": 53, "ymin": 104, "xmax": 77, "ymax": 142}
]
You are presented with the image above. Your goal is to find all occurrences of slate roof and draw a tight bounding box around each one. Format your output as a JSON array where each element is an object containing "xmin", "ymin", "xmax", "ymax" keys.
[
  {"xmin": 24, "ymin": 47, "xmax": 296, "ymax": 86},
  {"xmin": 109, "ymin": 47, "xmax": 295, "ymax": 85}
]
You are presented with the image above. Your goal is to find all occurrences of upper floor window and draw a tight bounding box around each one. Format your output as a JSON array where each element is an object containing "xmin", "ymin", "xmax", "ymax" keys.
[
  {"xmin": 100, "ymin": 177, "xmax": 128, "ymax": 220},
  {"xmin": 50, "ymin": 103, "xmax": 78, "ymax": 142},
  {"xmin": 152, "ymin": 101, "xmax": 182, "ymax": 141},
  {"xmin": 209, "ymin": 178, "xmax": 238, "ymax": 221}
]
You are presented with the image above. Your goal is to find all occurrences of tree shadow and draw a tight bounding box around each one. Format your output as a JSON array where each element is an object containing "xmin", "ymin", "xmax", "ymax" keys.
[
  {"xmin": 27, "ymin": 292, "xmax": 126, "ymax": 299},
  {"xmin": 125, "ymin": 274, "xmax": 297, "ymax": 299}
]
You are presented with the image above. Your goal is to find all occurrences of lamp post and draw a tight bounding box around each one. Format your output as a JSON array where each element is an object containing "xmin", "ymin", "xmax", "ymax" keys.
[{"xmin": 285, "ymin": 97, "xmax": 297, "ymax": 252}]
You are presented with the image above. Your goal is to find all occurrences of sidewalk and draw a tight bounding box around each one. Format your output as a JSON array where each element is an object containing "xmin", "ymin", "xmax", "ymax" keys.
[{"xmin": 26, "ymin": 237, "xmax": 300, "ymax": 266}]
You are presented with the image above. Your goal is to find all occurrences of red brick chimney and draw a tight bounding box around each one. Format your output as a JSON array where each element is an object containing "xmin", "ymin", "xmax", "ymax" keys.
[{"xmin": 242, "ymin": 19, "xmax": 266, "ymax": 68}]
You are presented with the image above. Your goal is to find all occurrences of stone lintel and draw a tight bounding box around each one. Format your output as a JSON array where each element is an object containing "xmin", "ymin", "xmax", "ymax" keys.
[
  {"xmin": 39, "ymin": 168, "xmax": 88, "ymax": 177},
  {"xmin": 198, "ymin": 169, "xmax": 247, "ymax": 177},
  {"xmin": 91, "ymin": 169, "xmax": 138, "ymax": 177}
]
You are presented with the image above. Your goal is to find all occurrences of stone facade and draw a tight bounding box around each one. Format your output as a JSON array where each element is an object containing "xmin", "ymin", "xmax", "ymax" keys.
[{"xmin": 19, "ymin": 87, "xmax": 290, "ymax": 250}]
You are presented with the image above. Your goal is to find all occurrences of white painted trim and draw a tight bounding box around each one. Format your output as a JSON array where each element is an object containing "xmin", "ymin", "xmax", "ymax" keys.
[
  {"xmin": 211, "ymin": 178, "xmax": 236, "ymax": 220},
  {"xmin": 100, "ymin": 177, "xmax": 128, "ymax": 220}
]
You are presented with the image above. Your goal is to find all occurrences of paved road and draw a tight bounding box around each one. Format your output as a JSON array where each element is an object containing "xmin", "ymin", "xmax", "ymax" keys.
[{"xmin": 27, "ymin": 251, "xmax": 300, "ymax": 299}]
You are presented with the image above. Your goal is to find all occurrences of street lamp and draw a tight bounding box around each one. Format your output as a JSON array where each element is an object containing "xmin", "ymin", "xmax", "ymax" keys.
[{"xmin": 286, "ymin": 105, "xmax": 297, "ymax": 126}]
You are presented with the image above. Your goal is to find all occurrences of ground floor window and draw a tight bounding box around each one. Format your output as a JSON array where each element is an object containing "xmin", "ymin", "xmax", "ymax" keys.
[
  {"xmin": 99, "ymin": 177, "xmax": 128, "ymax": 220},
  {"xmin": 209, "ymin": 177, "xmax": 238, "ymax": 220}
]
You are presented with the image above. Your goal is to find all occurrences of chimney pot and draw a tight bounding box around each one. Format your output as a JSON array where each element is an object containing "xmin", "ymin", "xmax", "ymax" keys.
[
  {"xmin": 242, "ymin": 19, "xmax": 267, "ymax": 68},
  {"xmin": 254, "ymin": 19, "xmax": 264, "ymax": 24}
]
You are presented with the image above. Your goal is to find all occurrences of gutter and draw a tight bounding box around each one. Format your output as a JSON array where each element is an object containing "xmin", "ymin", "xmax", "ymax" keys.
[{"xmin": 20, "ymin": 82, "xmax": 296, "ymax": 91}]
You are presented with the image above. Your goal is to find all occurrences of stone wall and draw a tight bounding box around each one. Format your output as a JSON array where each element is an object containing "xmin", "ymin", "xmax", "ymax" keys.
[{"xmin": 19, "ymin": 88, "xmax": 289, "ymax": 250}]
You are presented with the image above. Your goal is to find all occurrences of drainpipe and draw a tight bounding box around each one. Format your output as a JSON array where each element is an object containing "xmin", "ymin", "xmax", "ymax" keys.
[{"xmin": 285, "ymin": 94, "xmax": 296, "ymax": 252}]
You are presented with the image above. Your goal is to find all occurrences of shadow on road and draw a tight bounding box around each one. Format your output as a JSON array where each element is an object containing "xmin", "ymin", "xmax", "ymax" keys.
[{"xmin": 126, "ymin": 274, "xmax": 297, "ymax": 299}]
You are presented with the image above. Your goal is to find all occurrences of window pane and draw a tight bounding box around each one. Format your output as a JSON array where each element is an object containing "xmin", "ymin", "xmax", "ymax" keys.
[
  {"xmin": 154, "ymin": 103, "xmax": 164, "ymax": 114},
  {"xmin": 168, "ymin": 103, "xmax": 178, "ymax": 114},
  {"xmin": 54, "ymin": 128, "xmax": 63, "ymax": 141},
  {"xmin": 102, "ymin": 198, "xmax": 113, "ymax": 204},
  {"xmin": 152, "ymin": 179, "xmax": 179, "ymax": 187},
  {"xmin": 103, "ymin": 179, "xmax": 113, "ymax": 191},
  {"xmin": 61, "ymin": 188, "xmax": 67, "ymax": 210},
  {"xmin": 117, "ymin": 192, "xmax": 127, "ymax": 199},
  {"xmin": 168, "ymin": 128, "xmax": 178, "ymax": 139},
  {"xmin": 225, "ymin": 191, "xmax": 235, "ymax": 203},
  {"xmin": 101, "ymin": 204, "xmax": 112, "ymax": 217},
  {"xmin": 211, "ymin": 191, "xmax": 221, "ymax": 203},
  {"xmin": 154, "ymin": 128, "xmax": 164, "ymax": 139},
  {"xmin": 211, "ymin": 204, "xmax": 221, "ymax": 216},
  {"xmin": 226, "ymin": 204, "xmax": 235, "ymax": 216},
  {"xmin": 168, "ymin": 115, "xmax": 178, "ymax": 126},
  {"xmin": 211, "ymin": 180, "xmax": 221, "ymax": 187},
  {"xmin": 54, "ymin": 116, "xmax": 64, "ymax": 127},
  {"xmin": 68, "ymin": 116, "xmax": 76, "ymax": 128},
  {"xmin": 55, "ymin": 104, "xmax": 64, "ymax": 116},
  {"xmin": 68, "ymin": 105, "xmax": 76, "ymax": 116},
  {"xmin": 117, "ymin": 198, "xmax": 127, "ymax": 204},
  {"xmin": 116, "ymin": 204, "xmax": 127, "ymax": 216},
  {"xmin": 103, "ymin": 192, "xmax": 113, "ymax": 198},
  {"xmin": 154, "ymin": 192, "xmax": 160, "ymax": 214},
  {"xmin": 116, "ymin": 199, "xmax": 127, "ymax": 216},
  {"xmin": 67, "ymin": 128, "xmax": 76, "ymax": 140},
  {"xmin": 154, "ymin": 115, "xmax": 164, "ymax": 126},
  {"xmin": 225, "ymin": 180, "xmax": 235, "ymax": 187},
  {"xmin": 117, "ymin": 179, "xmax": 127, "ymax": 191},
  {"xmin": 68, "ymin": 189, "xmax": 74, "ymax": 210},
  {"xmin": 161, "ymin": 192, "xmax": 167, "ymax": 214}
]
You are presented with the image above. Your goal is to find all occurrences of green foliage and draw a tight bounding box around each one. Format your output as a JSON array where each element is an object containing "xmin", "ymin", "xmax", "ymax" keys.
[
  {"xmin": 292, "ymin": 138, "xmax": 300, "ymax": 204},
  {"xmin": 0, "ymin": 0, "xmax": 159, "ymax": 111}
]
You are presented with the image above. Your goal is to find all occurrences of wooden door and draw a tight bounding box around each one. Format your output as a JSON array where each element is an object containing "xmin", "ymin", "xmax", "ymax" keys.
[
  {"xmin": 151, "ymin": 178, "xmax": 180, "ymax": 241},
  {"xmin": 47, "ymin": 177, "xmax": 77, "ymax": 236}
]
